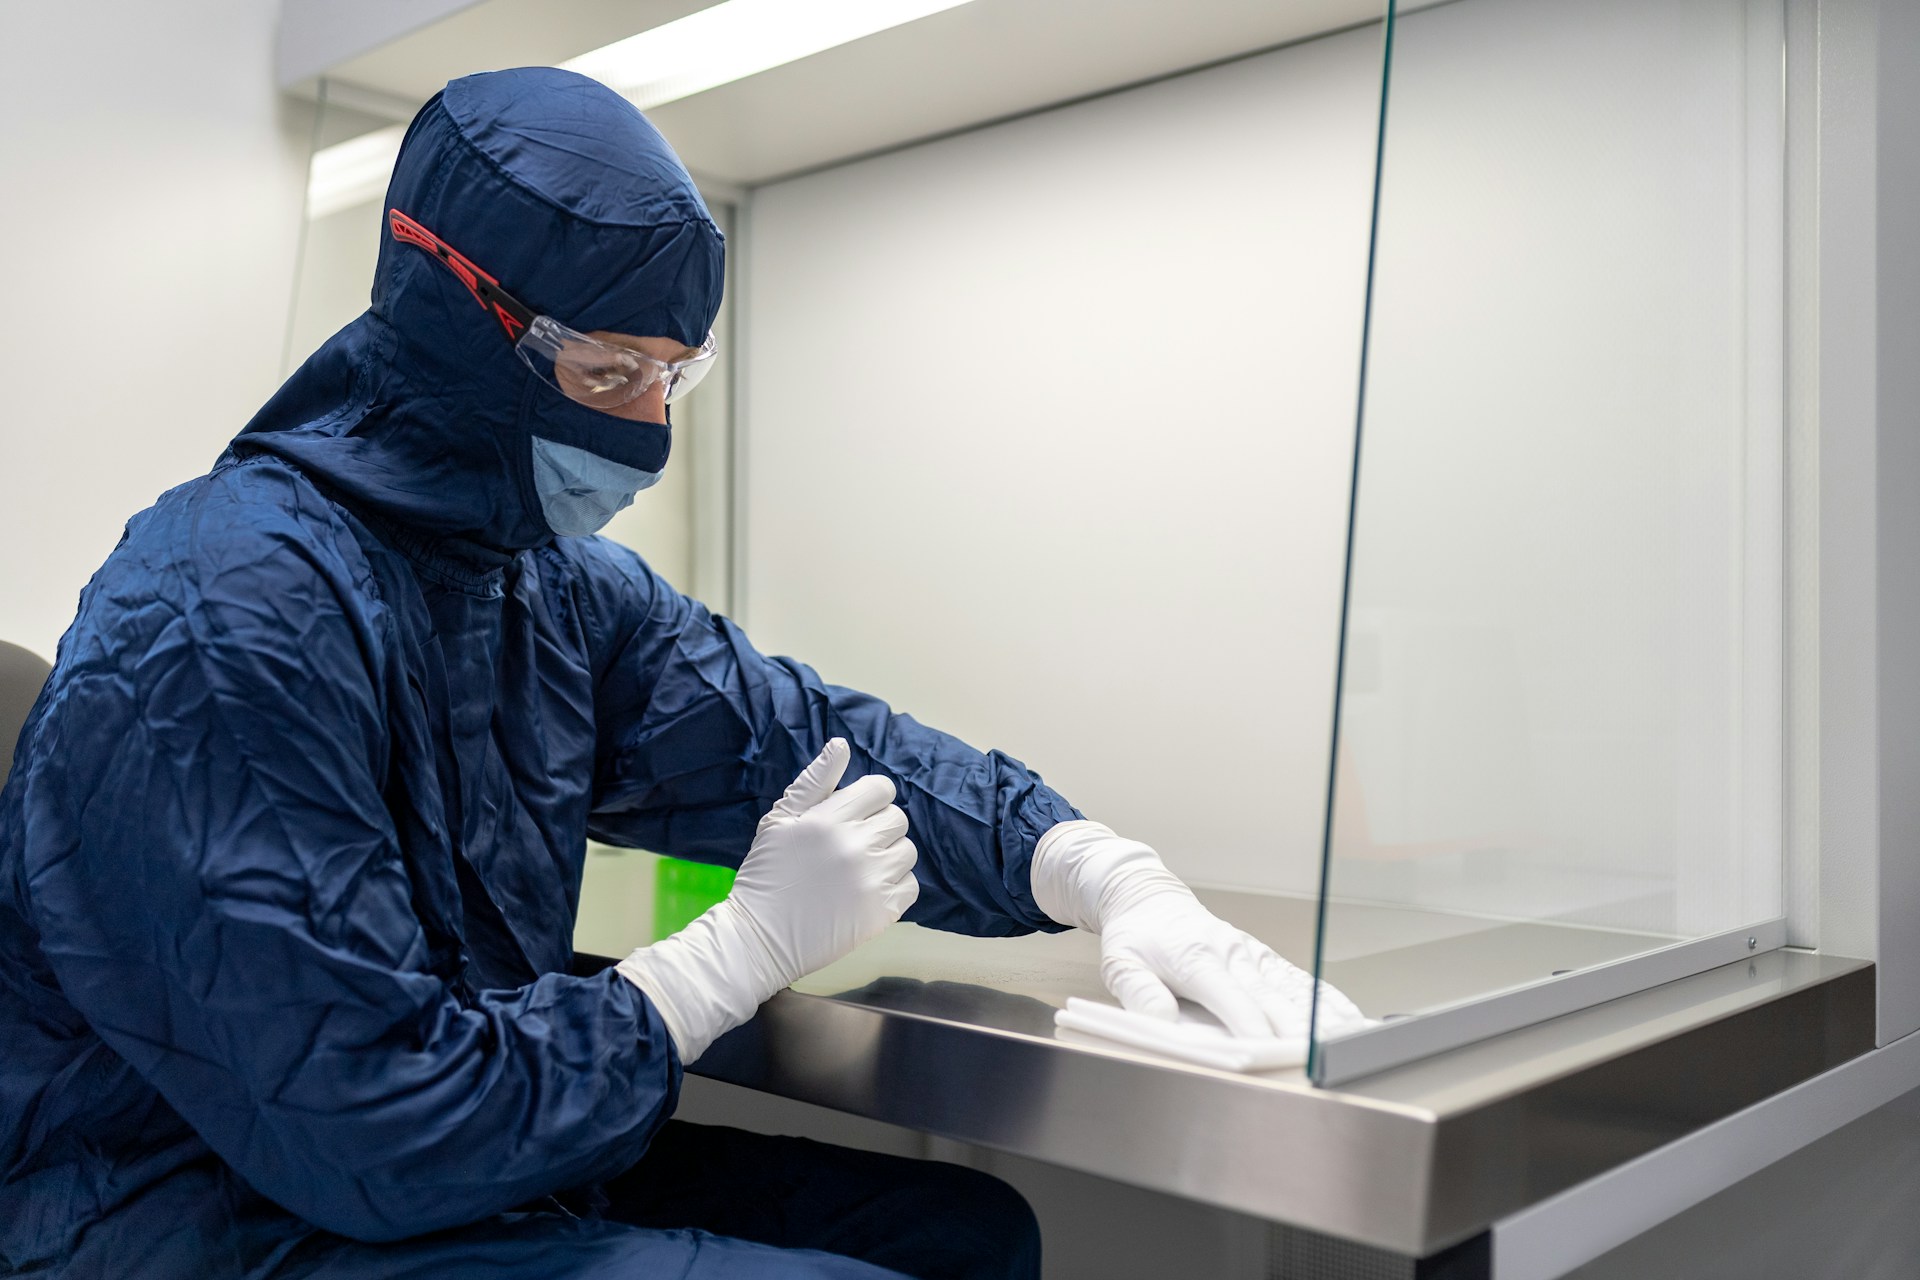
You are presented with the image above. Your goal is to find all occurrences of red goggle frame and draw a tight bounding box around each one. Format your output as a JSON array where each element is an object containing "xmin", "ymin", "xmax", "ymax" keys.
[{"xmin": 388, "ymin": 209, "xmax": 537, "ymax": 343}]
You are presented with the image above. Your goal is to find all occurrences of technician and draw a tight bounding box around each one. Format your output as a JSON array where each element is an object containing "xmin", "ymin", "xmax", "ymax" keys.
[{"xmin": 0, "ymin": 67, "xmax": 1337, "ymax": 1279}]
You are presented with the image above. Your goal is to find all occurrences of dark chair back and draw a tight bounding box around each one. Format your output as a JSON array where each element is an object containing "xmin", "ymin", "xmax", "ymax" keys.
[{"xmin": 0, "ymin": 640, "xmax": 52, "ymax": 784}]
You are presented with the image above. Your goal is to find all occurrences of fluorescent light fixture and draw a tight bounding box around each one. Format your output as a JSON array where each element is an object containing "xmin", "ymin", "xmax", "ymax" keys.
[
  {"xmin": 562, "ymin": 0, "xmax": 979, "ymax": 110},
  {"xmin": 306, "ymin": 0, "xmax": 976, "ymax": 217},
  {"xmin": 306, "ymin": 123, "xmax": 406, "ymax": 219}
]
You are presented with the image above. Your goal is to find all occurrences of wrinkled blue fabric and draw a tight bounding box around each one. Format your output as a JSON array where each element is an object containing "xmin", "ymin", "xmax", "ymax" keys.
[
  {"xmin": 530, "ymin": 435, "xmax": 662, "ymax": 536},
  {"xmin": 0, "ymin": 66, "xmax": 1078, "ymax": 1278}
]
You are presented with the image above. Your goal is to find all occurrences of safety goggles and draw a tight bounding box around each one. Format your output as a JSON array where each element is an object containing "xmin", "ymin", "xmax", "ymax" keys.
[{"xmin": 389, "ymin": 209, "xmax": 717, "ymax": 410}]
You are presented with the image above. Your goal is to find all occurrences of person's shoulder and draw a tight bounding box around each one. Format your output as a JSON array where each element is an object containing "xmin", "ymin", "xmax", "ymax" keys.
[
  {"xmin": 93, "ymin": 456, "xmax": 385, "ymax": 643},
  {"xmin": 193, "ymin": 455, "xmax": 372, "ymax": 562}
]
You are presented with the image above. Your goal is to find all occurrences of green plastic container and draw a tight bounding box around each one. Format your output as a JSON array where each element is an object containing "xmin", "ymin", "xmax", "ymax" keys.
[{"xmin": 652, "ymin": 856, "xmax": 735, "ymax": 940}]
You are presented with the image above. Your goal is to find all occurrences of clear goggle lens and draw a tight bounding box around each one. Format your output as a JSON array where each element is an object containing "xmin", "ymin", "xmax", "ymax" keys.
[{"xmin": 515, "ymin": 316, "xmax": 717, "ymax": 411}]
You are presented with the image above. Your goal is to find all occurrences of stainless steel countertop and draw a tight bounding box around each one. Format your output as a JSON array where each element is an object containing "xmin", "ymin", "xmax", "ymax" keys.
[{"xmin": 652, "ymin": 889, "xmax": 1874, "ymax": 1256}]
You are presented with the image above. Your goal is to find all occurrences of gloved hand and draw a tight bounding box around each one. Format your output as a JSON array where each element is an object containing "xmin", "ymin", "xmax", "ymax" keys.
[
  {"xmin": 617, "ymin": 739, "xmax": 919, "ymax": 1063},
  {"xmin": 1030, "ymin": 821, "xmax": 1366, "ymax": 1040}
]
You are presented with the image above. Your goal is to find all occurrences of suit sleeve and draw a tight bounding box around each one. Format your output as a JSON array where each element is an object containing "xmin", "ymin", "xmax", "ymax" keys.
[
  {"xmin": 22, "ymin": 502, "xmax": 679, "ymax": 1243},
  {"xmin": 570, "ymin": 537, "xmax": 1081, "ymax": 937}
]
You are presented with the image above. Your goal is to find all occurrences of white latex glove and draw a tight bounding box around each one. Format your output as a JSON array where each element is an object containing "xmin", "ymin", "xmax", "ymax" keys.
[
  {"xmin": 617, "ymin": 739, "xmax": 919, "ymax": 1063},
  {"xmin": 1030, "ymin": 820, "xmax": 1367, "ymax": 1040}
]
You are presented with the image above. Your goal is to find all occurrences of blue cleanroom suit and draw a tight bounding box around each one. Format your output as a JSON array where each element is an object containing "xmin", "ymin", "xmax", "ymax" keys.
[{"xmin": 0, "ymin": 68, "xmax": 1072, "ymax": 1278}]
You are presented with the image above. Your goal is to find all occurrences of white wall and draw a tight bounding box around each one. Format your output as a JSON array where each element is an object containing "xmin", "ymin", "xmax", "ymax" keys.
[
  {"xmin": 741, "ymin": 21, "xmax": 1383, "ymax": 898},
  {"xmin": 738, "ymin": 0, "xmax": 1783, "ymax": 938},
  {"xmin": 0, "ymin": 1, "xmax": 313, "ymax": 664}
]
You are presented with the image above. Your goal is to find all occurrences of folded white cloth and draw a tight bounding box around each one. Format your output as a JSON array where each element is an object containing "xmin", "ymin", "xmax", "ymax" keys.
[{"xmin": 1054, "ymin": 995, "xmax": 1376, "ymax": 1073}]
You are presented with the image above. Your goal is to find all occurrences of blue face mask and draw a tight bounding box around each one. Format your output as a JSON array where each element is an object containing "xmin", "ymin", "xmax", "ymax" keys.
[{"xmin": 530, "ymin": 435, "xmax": 663, "ymax": 537}]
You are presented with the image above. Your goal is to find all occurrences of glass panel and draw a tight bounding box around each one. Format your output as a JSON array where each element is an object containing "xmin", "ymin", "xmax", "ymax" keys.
[
  {"xmin": 1312, "ymin": 0, "xmax": 1786, "ymax": 1080},
  {"xmin": 284, "ymin": 93, "xmax": 394, "ymax": 375}
]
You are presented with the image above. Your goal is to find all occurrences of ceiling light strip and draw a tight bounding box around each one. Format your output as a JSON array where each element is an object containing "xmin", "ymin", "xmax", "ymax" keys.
[
  {"xmin": 562, "ymin": 0, "xmax": 978, "ymax": 110},
  {"xmin": 307, "ymin": 0, "xmax": 978, "ymax": 216}
]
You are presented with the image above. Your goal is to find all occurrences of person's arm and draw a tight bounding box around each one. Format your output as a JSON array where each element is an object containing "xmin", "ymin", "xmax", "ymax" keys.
[
  {"xmin": 22, "ymin": 514, "xmax": 678, "ymax": 1243},
  {"xmin": 569, "ymin": 538, "xmax": 1360, "ymax": 1039},
  {"xmin": 570, "ymin": 537, "xmax": 1080, "ymax": 937}
]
